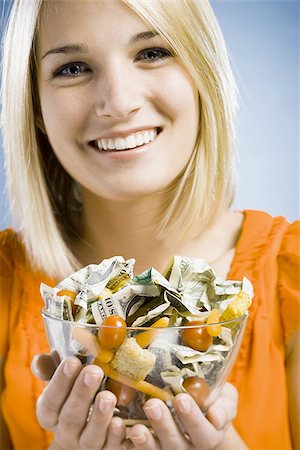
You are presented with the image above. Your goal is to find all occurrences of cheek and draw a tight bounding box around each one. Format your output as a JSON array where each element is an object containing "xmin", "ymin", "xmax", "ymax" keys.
[
  {"xmin": 151, "ymin": 66, "xmax": 198, "ymax": 123},
  {"xmin": 39, "ymin": 88, "xmax": 88, "ymax": 139}
]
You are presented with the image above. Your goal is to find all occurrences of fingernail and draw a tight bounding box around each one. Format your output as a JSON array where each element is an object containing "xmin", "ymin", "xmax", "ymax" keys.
[
  {"xmin": 144, "ymin": 402, "xmax": 162, "ymax": 421},
  {"xmin": 63, "ymin": 359, "xmax": 79, "ymax": 377},
  {"xmin": 216, "ymin": 409, "xmax": 225, "ymax": 428},
  {"xmin": 121, "ymin": 442, "xmax": 132, "ymax": 450},
  {"xmin": 176, "ymin": 395, "xmax": 192, "ymax": 414},
  {"xmin": 131, "ymin": 431, "xmax": 147, "ymax": 444},
  {"xmin": 111, "ymin": 417, "xmax": 124, "ymax": 436},
  {"xmin": 99, "ymin": 396, "xmax": 115, "ymax": 414},
  {"xmin": 84, "ymin": 367, "xmax": 102, "ymax": 387}
]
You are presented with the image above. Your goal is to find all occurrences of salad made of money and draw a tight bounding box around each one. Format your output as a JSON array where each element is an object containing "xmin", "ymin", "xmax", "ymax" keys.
[{"xmin": 41, "ymin": 256, "xmax": 253, "ymax": 420}]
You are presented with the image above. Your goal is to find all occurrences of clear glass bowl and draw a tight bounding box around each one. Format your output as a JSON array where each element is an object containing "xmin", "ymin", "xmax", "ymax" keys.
[{"xmin": 42, "ymin": 308, "xmax": 247, "ymax": 425}]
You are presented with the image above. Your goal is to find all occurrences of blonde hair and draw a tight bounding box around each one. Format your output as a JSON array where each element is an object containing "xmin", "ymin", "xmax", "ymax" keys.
[{"xmin": 1, "ymin": 0, "xmax": 238, "ymax": 279}]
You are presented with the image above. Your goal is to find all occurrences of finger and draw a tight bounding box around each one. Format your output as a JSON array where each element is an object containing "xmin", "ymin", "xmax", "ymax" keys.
[
  {"xmin": 206, "ymin": 383, "xmax": 238, "ymax": 430},
  {"xmin": 36, "ymin": 357, "xmax": 82, "ymax": 429},
  {"xmin": 128, "ymin": 424, "xmax": 160, "ymax": 450},
  {"xmin": 55, "ymin": 364, "xmax": 104, "ymax": 442},
  {"xmin": 103, "ymin": 416, "xmax": 126, "ymax": 449},
  {"xmin": 121, "ymin": 439, "xmax": 135, "ymax": 450},
  {"xmin": 173, "ymin": 393, "xmax": 224, "ymax": 449},
  {"xmin": 143, "ymin": 399, "xmax": 187, "ymax": 450},
  {"xmin": 79, "ymin": 390, "xmax": 117, "ymax": 449},
  {"xmin": 31, "ymin": 351, "xmax": 61, "ymax": 381}
]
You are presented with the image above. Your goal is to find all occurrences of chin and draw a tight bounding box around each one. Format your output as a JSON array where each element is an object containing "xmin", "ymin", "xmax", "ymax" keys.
[{"xmin": 88, "ymin": 181, "xmax": 167, "ymax": 202}]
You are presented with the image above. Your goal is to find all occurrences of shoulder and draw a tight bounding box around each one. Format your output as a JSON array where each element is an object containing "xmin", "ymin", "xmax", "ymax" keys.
[
  {"xmin": 241, "ymin": 209, "xmax": 299, "ymax": 281},
  {"xmin": 241, "ymin": 209, "xmax": 299, "ymax": 252},
  {"xmin": 276, "ymin": 216, "xmax": 299, "ymax": 290},
  {"xmin": 0, "ymin": 228, "xmax": 23, "ymax": 248},
  {"xmin": 0, "ymin": 228, "xmax": 26, "ymax": 276},
  {"xmin": 278, "ymin": 218, "xmax": 299, "ymax": 254}
]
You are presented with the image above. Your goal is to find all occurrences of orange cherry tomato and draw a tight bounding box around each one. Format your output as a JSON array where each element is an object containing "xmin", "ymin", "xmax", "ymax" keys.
[
  {"xmin": 105, "ymin": 378, "xmax": 137, "ymax": 407},
  {"xmin": 56, "ymin": 289, "xmax": 77, "ymax": 300},
  {"xmin": 57, "ymin": 289, "xmax": 78, "ymax": 317},
  {"xmin": 182, "ymin": 376, "xmax": 210, "ymax": 407},
  {"xmin": 181, "ymin": 320, "xmax": 213, "ymax": 351},
  {"xmin": 98, "ymin": 316, "xmax": 127, "ymax": 349}
]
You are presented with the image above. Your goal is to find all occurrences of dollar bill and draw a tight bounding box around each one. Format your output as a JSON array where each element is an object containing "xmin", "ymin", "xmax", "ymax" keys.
[
  {"xmin": 128, "ymin": 294, "xmax": 170, "ymax": 327},
  {"xmin": 41, "ymin": 283, "xmax": 74, "ymax": 320},
  {"xmin": 165, "ymin": 256, "xmax": 216, "ymax": 311},
  {"xmin": 75, "ymin": 301, "xmax": 94, "ymax": 323},
  {"xmin": 220, "ymin": 327, "xmax": 233, "ymax": 346},
  {"xmin": 214, "ymin": 279, "xmax": 242, "ymax": 297},
  {"xmin": 171, "ymin": 343, "xmax": 224, "ymax": 364},
  {"xmin": 91, "ymin": 285, "xmax": 131, "ymax": 324},
  {"xmin": 128, "ymin": 268, "xmax": 198, "ymax": 326},
  {"xmin": 167, "ymin": 256, "xmax": 216, "ymax": 290},
  {"xmin": 132, "ymin": 267, "xmax": 178, "ymax": 294},
  {"xmin": 91, "ymin": 283, "xmax": 162, "ymax": 325},
  {"xmin": 40, "ymin": 282, "xmax": 56, "ymax": 310},
  {"xmin": 48, "ymin": 296, "xmax": 64, "ymax": 320},
  {"xmin": 164, "ymin": 290, "xmax": 199, "ymax": 316},
  {"xmin": 42, "ymin": 257, "xmax": 135, "ymax": 319},
  {"xmin": 62, "ymin": 296, "xmax": 74, "ymax": 321},
  {"xmin": 165, "ymin": 256, "xmax": 254, "ymax": 312},
  {"xmin": 59, "ymin": 256, "xmax": 134, "ymax": 303},
  {"xmin": 42, "ymin": 255, "xmax": 254, "ymax": 330}
]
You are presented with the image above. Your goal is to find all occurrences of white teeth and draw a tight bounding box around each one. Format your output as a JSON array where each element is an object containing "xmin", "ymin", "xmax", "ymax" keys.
[
  {"xmin": 125, "ymin": 135, "xmax": 137, "ymax": 149},
  {"xmin": 136, "ymin": 133, "xmax": 144, "ymax": 146},
  {"xmin": 115, "ymin": 138, "xmax": 126, "ymax": 150},
  {"xmin": 143, "ymin": 131, "xmax": 151, "ymax": 144},
  {"xmin": 108, "ymin": 139, "xmax": 115, "ymax": 150},
  {"xmin": 96, "ymin": 128, "xmax": 158, "ymax": 151}
]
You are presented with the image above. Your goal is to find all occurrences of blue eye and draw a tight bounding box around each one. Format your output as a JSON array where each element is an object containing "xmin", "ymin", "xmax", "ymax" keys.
[
  {"xmin": 136, "ymin": 47, "xmax": 173, "ymax": 63},
  {"xmin": 53, "ymin": 63, "xmax": 89, "ymax": 78}
]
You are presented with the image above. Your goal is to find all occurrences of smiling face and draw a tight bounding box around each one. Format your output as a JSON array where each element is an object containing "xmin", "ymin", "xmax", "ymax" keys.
[{"xmin": 36, "ymin": 0, "xmax": 199, "ymax": 202}]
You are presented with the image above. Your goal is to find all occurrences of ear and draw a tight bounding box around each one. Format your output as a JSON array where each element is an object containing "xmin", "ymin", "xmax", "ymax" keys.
[{"xmin": 35, "ymin": 114, "xmax": 47, "ymax": 134}]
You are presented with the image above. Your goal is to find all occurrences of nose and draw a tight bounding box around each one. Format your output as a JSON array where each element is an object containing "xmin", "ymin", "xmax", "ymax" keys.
[{"xmin": 94, "ymin": 64, "xmax": 144, "ymax": 120}]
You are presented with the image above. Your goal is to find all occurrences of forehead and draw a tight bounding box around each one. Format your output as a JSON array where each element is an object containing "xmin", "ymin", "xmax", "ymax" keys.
[{"xmin": 37, "ymin": 0, "xmax": 151, "ymax": 51}]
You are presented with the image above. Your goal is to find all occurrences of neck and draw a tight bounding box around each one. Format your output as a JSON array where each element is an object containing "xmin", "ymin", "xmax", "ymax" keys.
[
  {"xmin": 70, "ymin": 190, "xmax": 241, "ymax": 277},
  {"xmin": 74, "ymin": 189, "xmax": 178, "ymax": 273}
]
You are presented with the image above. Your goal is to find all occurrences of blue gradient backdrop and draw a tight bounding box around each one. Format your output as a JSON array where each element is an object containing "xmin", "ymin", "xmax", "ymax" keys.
[{"xmin": 0, "ymin": 1, "xmax": 299, "ymax": 229}]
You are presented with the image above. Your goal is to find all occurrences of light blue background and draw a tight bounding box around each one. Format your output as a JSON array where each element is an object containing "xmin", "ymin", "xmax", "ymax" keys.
[{"xmin": 0, "ymin": 0, "xmax": 299, "ymax": 229}]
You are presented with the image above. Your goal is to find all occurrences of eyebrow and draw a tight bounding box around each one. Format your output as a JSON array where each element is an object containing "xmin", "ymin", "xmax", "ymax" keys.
[
  {"xmin": 41, "ymin": 43, "xmax": 89, "ymax": 60},
  {"xmin": 129, "ymin": 30, "xmax": 159, "ymax": 44},
  {"xmin": 41, "ymin": 30, "xmax": 159, "ymax": 60}
]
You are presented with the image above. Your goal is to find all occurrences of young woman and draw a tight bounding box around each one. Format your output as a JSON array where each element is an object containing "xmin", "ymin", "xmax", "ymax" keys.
[{"xmin": 0, "ymin": 1, "xmax": 299, "ymax": 449}]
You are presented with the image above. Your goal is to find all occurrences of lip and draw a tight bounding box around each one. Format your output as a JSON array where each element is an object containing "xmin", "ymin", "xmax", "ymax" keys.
[{"xmin": 91, "ymin": 126, "xmax": 161, "ymax": 141}]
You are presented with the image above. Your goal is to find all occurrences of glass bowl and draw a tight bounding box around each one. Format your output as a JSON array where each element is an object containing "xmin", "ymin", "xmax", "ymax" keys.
[{"xmin": 42, "ymin": 308, "xmax": 247, "ymax": 425}]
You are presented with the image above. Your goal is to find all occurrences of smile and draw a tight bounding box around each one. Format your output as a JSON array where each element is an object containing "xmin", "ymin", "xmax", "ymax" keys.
[{"xmin": 91, "ymin": 128, "xmax": 161, "ymax": 152}]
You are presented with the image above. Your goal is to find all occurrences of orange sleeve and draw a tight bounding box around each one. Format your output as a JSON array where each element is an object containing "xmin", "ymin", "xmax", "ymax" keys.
[
  {"xmin": 0, "ymin": 230, "xmax": 14, "ymax": 358},
  {"xmin": 278, "ymin": 220, "xmax": 300, "ymax": 344}
]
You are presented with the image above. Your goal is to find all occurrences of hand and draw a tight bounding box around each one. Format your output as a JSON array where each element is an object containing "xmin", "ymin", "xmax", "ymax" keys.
[
  {"xmin": 32, "ymin": 355, "xmax": 126, "ymax": 450},
  {"xmin": 124, "ymin": 382, "xmax": 238, "ymax": 450}
]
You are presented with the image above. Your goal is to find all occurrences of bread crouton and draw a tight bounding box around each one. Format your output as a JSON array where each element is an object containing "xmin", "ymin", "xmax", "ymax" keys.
[{"xmin": 111, "ymin": 337, "xmax": 156, "ymax": 380}]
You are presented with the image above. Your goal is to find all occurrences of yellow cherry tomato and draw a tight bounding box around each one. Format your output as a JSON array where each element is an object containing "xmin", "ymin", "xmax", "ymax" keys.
[
  {"xmin": 98, "ymin": 316, "xmax": 127, "ymax": 349},
  {"xmin": 206, "ymin": 309, "xmax": 222, "ymax": 336},
  {"xmin": 181, "ymin": 320, "xmax": 213, "ymax": 351}
]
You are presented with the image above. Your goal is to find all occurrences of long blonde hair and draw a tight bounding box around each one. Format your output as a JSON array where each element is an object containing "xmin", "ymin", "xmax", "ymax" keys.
[{"xmin": 1, "ymin": 0, "xmax": 238, "ymax": 279}]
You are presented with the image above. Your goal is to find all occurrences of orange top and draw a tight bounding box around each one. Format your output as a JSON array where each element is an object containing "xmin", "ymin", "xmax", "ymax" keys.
[{"xmin": 1, "ymin": 210, "xmax": 299, "ymax": 450}]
